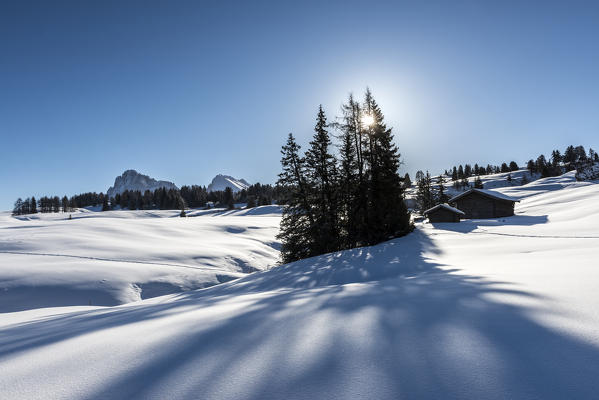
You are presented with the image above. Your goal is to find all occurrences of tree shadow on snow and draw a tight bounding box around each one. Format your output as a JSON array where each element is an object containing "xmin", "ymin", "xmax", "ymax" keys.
[{"xmin": 2, "ymin": 229, "xmax": 599, "ymax": 399}]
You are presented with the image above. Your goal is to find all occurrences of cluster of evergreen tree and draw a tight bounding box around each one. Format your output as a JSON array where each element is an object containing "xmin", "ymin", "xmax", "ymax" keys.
[
  {"xmin": 277, "ymin": 90, "xmax": 412, "ymax": 263},
  {"xmin": 443, "ymin": 161, "xmax": 519, "ymax": 183},
  {"xmin": 237, "ymin": 183, "xmax": 280, "ymax": 208},
  {"xmin": 12, "ymin": 192, "xmax": 105, "ymax": 215},
  {"xmin": 13, "ymin": 183, "xmax": 283, "ymax": 216},
  {"xmin": 526, "ymin": 145, "xmax": 598, "ymax": 178},
  {"xmin": 414, "ymin": 172, "xmax": 458, "ymax": 211},
  {"xmin": 180, "ymin": 185, "xmax": 209, "ymax": 208},
  {"xmin": 112, "ymin": 188, "xmax": 185, "ymax": 211}
]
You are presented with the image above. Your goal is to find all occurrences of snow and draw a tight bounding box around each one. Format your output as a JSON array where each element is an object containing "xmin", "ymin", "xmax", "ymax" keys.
[
  {"xmin": 423, "ymin": 203, "xmax": 465, "ymax": 215},
  {"xmin": 107, "ymin": 169, "xmax": 178, "ymax": 197},
  {"xmin": 207, "ymin": 174, "xmax": 250, "ymax": 193},
  {"xmin": 449, "ymin": 188, "xmax": 520, "ymax": 203},
  {"xmin": 0, "ymin": 206, "xmax": 280, "ymax": 312},
  {"xmin": 1, "ymin": 176, "xmax": 599, "ymax": 399}
]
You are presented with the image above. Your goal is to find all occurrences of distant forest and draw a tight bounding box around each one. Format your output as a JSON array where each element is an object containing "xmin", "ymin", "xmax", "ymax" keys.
[{"xmin": 12, "ymin": 183, "xmax": 282, "ymax": 216}]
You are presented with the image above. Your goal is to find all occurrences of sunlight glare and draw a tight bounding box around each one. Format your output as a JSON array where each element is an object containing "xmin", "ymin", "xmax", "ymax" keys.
[{"xmin": 361, "ymin": 114, "xmax": 375, "ymax": 128}]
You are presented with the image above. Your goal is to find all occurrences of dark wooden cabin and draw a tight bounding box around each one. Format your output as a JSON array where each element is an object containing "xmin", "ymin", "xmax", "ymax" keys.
[
  {"xmin": 449, "ymin": 189, "xmax": 519, "ymax": 219},
  {"xmin": 424, "ymin": 203, "xmax": 465, "ymax": 223}
]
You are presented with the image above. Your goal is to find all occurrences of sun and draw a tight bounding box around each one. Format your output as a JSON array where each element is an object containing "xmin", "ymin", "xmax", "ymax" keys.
[{"xmin": 361, "ymin": 114, "xmax": 375, "ymax": 128}]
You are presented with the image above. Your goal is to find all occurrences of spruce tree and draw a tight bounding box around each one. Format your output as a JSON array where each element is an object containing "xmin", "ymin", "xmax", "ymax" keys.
[
  {"xmin": 362, "ymin": 88, "xmax": 411, "ymax": 243},
  {"xmin": 338, "ymin": 93, "xmax": 368, "ymax": 246},
  {"xmin": 473, "ymin": 176, "xmax": 483, "ymax": 189},
  {"xmin": 30, "ymin": 197, "xmax": 37, "ymax": 214},
  {"xmin": 403, "ymin": 173, "xmax": 412, "ymax": 189},
  {"xmin": 277, "ymin": 133, "xmax": 315, "ymax": 263},
  {"xmin": 224, "ymin": 187, "xmax": 235, "ymax": 210},
  {"xmin": 416, "ymin": 171, "xmax": 434, "ymax": 211},
  {"xmin": 436, "ymin": 175, "xmax": 449, "ymax": 203},
  {"xmin": 304, "ymin": 106, "xmax": 339, "ymax": 253}
]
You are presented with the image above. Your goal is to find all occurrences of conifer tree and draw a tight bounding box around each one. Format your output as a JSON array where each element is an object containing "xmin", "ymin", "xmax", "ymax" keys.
[
  {"xmin": 473, "ymin": 176, "xmax": 483, "ymax": 189},
  {"xmin": 416, "ymin": 171, "xmax": 434, "ymax": 211},
  {"xmin": 436, "ymin": 175, "xmax": 449, "ymax": 203},
  {"xmin": 304, "ymin": 106, "xmax": 339, "ymax": 253},
  {"xmin": 362, "ymin": 89, "xmax": 411, "ymax": 243},
  {"xmin": 277, "ymin": 133, "xmax": 315, "ymax": 263},
  {"xmin": 223, "ymin": 187, "xmax": 235, "ymax": 210},
  {"xmin": 403, "ymin": 173, "xmax": 412, "ymax": 189},
  {"xmin": 102, "ymin": 196, "xmax": 109, "ymax": 211},
  {"xmin": 338, "ymin": 93, "xmax": 368, "ymax": 246},
  {"xmin": 30, "ymin": 197, "xmax": 37, "ymax": 214}
]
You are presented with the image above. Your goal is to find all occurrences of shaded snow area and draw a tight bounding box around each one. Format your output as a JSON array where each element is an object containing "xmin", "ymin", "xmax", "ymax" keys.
[
  {"xmin": 2, "ymin": 176, "xmax": 599, "ymax": 399},
  {"xmin": 0, "ymin": 206, "xmax": 281, "ymax": 312}
]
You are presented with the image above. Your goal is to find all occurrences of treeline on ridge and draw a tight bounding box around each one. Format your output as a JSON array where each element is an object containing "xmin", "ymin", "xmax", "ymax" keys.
[{"xmin": 12, "ymin": 183, "xmax": 281, "ymax": 216}]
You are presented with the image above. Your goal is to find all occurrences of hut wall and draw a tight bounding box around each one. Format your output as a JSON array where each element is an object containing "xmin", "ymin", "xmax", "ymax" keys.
[
  {"xmin": 493, "ymin": 200, "xmax": 515, "ymax": 217},
  {"xmin": 453, "ymin": 192, "xmax": 494, "ymax": 218},
  {"xmin": 428, "ymin": 208, "xmax": 461, "ymax": 223},
  {"xmin": 452, "ymin": 192, "xmax": 514, "ymax": 218}
]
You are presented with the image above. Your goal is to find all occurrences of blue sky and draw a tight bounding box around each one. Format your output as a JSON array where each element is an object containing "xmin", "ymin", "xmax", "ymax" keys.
[{"xmin": 1, "ymin": 1, "xmax": 598, "ymax": 209}]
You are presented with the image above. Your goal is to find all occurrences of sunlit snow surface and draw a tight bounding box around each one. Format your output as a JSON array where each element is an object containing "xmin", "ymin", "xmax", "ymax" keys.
[
  {"xmin": 2, "ymin": 173, "xmax": 599, "ymax": 399},
  {"xmin": 0, "ymin": 206, "xmax": 281, "ymax": 312}
]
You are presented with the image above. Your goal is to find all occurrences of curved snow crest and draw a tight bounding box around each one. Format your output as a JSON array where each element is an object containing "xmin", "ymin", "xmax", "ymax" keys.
[
  {"xmin": 207, "ymin": 174, "xmax": 250, "ymax": 193},
  {"xmin": 107, "ymin": 169, "xmax": 178, "ymax": 197}
]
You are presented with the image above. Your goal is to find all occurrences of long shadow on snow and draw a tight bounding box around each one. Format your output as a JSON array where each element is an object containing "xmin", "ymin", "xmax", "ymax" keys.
[{"xmin": 2, "ymin": 229, "xmax": 599, "ymax": 399}]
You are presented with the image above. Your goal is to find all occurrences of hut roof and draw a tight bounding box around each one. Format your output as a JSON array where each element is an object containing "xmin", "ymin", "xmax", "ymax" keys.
[
  {"xmin": 424, "ymin": 203, "xmax": 465, "ymax": 216},
  {"xmin": 449, "ymin": 188, "xmax": 520, "ymax": 203}
]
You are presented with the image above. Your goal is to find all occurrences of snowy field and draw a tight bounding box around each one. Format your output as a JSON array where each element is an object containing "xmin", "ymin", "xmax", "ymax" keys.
[
  {"xmin": 2, "ymin": 173, "xmax": 599, "ymax": 399},
  {"xmin": 0, "ymin": 206, "xmax": 281, "ymax": 312}
]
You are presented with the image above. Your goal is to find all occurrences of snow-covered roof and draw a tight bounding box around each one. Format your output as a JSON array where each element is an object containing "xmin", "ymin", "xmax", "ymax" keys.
[
  {"xmin": 449, "ymin": 188, "xmax": 520, "ymax": 203},
  {"xmin": 424, "ymin": 203, "xmax": 465, "ymax": 216}
]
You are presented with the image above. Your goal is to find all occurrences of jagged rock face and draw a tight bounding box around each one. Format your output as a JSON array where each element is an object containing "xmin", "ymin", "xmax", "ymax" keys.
[
  {"xmin": 107, "ymin": 170, "xmax": 178, "ymax": 197},
  {"xmin": 207, "ymin": 174, "xmax": 250, "ymax": 193}
]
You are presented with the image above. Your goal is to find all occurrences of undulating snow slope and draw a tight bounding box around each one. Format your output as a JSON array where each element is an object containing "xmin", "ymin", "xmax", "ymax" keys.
[
  {"xmin": 0, "ymin": 206, "xmax": 281, "ymax": 312},
  {"xmin": 2, "ymin": 174, "xmax": 599, "ymax": 399}
]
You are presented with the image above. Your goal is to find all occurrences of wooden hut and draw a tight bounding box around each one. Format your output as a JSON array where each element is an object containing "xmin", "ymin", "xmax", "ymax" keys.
[
  {"xmin": 449, "ymin": 189, "xmax": 519, "ymax": 219},
  {"xmin": 424, "ymin": 203, "xmax": 465, "ymax": 223}
]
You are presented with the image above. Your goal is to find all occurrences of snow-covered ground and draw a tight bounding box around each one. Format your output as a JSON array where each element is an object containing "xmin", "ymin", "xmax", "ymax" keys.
[
  {"xmin": 0, "ymin": 206, "xmax": 281, "ymax": 312},
  {"xmin": 2, "ymin": 173, "xmax": 599, "ymax": 399}
]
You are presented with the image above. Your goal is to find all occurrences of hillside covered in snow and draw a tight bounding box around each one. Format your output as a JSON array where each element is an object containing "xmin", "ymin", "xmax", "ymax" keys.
[
  {"xmin": 0, "ymin": 206, "xmax": 281, "ymax": 312},
  {"xmin": 1, "ymin": 172, "xmax": 599, "ymax": 399}
]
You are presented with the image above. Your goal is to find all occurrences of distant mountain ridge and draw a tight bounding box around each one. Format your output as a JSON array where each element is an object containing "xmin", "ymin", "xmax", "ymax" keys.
[
  {"xmin": 207, "ymin": 174, "xmax": 250, "ymax": 193},
  {"xmin": 107, "ymin": 170, "xmax": 178, "ymax": 197}
]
